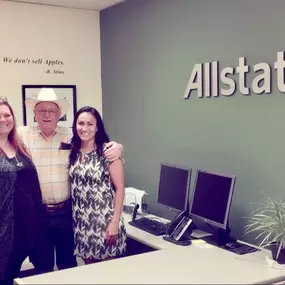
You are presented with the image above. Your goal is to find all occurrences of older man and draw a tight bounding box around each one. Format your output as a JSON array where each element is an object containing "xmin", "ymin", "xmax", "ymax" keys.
[{"xmin": 18, "ymin": 88, "xmax": 123, "ymax": 274}]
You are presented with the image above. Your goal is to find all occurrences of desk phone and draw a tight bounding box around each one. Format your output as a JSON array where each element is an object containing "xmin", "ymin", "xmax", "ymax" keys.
[{"xmin": 163, "ymin": 211, "xmax": 193, "ymax": 246}]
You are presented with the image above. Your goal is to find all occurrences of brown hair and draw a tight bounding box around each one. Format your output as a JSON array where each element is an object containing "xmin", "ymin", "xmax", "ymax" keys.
[{"xmin": 0, "ymin": 97, "xmax": 31, "ymax": 159}]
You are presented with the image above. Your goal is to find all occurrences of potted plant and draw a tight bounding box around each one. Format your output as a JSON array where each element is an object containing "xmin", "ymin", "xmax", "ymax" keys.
[{"xmin": 245, "ymin": 197, "xmax": 285, "ymax": 264}]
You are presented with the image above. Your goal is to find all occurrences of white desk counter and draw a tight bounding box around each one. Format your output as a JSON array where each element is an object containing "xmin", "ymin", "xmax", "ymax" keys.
[{"xmin": 15, "ymin": 213, "xmax": 285, "ymax": 284}]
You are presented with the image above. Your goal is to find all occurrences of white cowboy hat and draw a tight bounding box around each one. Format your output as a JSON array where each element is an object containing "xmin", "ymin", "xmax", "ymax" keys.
[{"xmin": 25, "ymin": 88, "xmax": 69, "ymax": 117}]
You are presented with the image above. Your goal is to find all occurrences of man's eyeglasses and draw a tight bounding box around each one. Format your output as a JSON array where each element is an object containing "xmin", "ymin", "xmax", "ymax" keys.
[{"xmin": 36, "ymin": 109, "xmax": 59, "ymax": 115}]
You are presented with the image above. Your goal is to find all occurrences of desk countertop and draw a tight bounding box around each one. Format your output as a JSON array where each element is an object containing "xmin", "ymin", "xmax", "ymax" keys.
[{"xmin": 16, "ymin": 213, "xmax": 285, "ymax": 284}]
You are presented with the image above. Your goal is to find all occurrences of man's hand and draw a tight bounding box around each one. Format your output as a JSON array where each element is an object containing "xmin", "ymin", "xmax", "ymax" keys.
[{"xmin": 104, "ymin": 141, "xmax": 123, "ymax": 162}]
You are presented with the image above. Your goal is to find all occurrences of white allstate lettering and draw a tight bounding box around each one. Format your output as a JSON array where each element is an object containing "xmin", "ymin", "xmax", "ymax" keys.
[
  {"xmin": 220, "ymin": 67, "xmax": 236, "ymax": 96},
  {"xmin": 236, "ymin": 57, "xmax": 250, "ymax": 95},
  {"xmin": 183, "ymin": 63, "xmax": 203, "ymax": 99},
  {"xmin": 274, "ymin": 51, "xmax": 285, "ymax": 92},
  {"xmin": 204, "ymin": 62, "xmax": 211, "ymax": 98},
  {"xmin": 184, "ymin": 50, "xmax": 285, "ymax": 99},
  {"xmin": 211, "ymin": 61, "xmax": 219, "ymax": 97},
  {"xmin": 252, "ymin": 63, "xmax": 271, "ymax": 94}
]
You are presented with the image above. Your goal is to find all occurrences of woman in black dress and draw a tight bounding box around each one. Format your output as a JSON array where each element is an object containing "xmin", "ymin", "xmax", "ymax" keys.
[{"xmin": 0, "ymin": 98, "xmax": 43, "ymax": 285}]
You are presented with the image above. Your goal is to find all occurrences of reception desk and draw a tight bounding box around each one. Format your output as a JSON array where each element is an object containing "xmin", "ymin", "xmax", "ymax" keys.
[{"xmin": 15, "ymin": 213, "xmax": 285, "ymax": 284}]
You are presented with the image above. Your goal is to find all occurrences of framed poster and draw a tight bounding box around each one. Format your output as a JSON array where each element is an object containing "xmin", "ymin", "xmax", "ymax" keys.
[{"xmin": 22, "ymin": 84, "xmax": 77, "ymax": 128}]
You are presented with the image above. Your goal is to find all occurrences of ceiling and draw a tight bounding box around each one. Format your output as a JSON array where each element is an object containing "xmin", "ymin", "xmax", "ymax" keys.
[{"xmin": 2, "ymin": 0, "xmax": 126, "ymax": 11}]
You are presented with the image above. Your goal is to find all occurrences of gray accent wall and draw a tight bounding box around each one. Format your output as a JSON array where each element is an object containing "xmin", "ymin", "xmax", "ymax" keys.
[{"xmin": 101, "ymin": 0, "xmax": 285, "ymax": 241}]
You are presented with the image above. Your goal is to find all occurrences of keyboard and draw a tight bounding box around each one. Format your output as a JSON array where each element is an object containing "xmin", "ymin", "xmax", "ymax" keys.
[
  {"xmin": 221, "ymin": 242, "xmax": 260, "ymax": 255},
  {"xmin": 129, "ymin": 217, "xmax": 169, "ymax": 236}
]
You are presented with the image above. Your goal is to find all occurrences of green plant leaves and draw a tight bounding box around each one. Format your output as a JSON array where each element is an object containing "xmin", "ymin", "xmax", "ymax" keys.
[{"xmin": 244, "ymin": 197, "xmax": 285, "ymax": 258}]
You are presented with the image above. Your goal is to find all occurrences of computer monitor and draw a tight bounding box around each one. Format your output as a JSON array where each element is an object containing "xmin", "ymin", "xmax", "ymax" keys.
[
  {"xmin": 189, "ymin": 169, "xmax": 236, "ymax": 230},
  {"xmin": 157, "ymin": 163, "xmax": 191, "ymax": 212}
]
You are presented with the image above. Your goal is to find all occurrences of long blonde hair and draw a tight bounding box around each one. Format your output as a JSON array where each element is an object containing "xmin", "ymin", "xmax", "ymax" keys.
[{"xmin": 0, "ymin": 98, "xmax": 31, "ymax": 159}]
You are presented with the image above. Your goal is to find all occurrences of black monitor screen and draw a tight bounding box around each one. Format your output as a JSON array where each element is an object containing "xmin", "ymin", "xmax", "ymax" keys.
[
  {"xmin": 157, "ymin": 164, "xmax": 191, "ymax": 211},
  {"xmin": 190, "ymin": 170, "xmax": 235, "ymax": 229}
]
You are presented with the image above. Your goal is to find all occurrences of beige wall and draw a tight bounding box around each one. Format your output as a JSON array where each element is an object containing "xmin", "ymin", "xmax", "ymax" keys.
[{"xmin": 0, "ymin": 1, "xmax": 102, "ymax": 125}]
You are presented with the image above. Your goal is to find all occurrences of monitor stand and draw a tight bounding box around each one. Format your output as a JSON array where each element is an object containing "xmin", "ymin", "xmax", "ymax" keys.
[
  {"xmin": 191, "ymin": 228, "xmax": 213, "ymax": 239},
  {"xmin": 201, "ymin": 226, "xmax": 235, "ymax": 247}
]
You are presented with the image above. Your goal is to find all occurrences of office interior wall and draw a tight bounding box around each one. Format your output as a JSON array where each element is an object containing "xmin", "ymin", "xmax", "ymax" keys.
[
  {"xmin": 101, "ymin": 0, "xmax": 285, "ymax": 241},
  {"xmin": 0, "ymin": 1, "xmax": 102, "ymax": 125}
]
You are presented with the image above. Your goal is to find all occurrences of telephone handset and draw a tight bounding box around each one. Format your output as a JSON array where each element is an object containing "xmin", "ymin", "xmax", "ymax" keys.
[{"xmin": 163, "ymin": 211, "xmax": 194, "ymax": 246}]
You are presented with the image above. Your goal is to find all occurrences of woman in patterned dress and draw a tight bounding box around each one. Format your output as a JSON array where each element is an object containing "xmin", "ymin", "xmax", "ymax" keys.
[{"xmin": 69, "ymin": 106, "xmax": 127, "ymax": 264}]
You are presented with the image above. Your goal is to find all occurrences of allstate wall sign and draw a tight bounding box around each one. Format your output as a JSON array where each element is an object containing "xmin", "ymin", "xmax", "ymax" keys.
[{"xmin": 183, "ymin": 51, "xmax": 285, "ymax": 99}]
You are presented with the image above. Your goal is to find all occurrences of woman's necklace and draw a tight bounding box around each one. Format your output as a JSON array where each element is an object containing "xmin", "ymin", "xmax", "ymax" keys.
[
  {"xmin": 80, "ymin": 147, "xmax": 96, "ymax": 163},
  {"xmin": 0, "ymin": 140, "xmax": 22, "ymax": 166},
  {"xmin": 14, "ymin": 155, "xmax": 23, "ymax": 167},
  {"xmin": 80, "ymin": 147, "xmax": 96, "ymax": 156}
]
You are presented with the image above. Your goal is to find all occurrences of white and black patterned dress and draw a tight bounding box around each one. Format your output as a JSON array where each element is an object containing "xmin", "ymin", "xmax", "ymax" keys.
[{"xmin": 69, "ymin": 150, "xmax": 127, "ymax": 260}]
